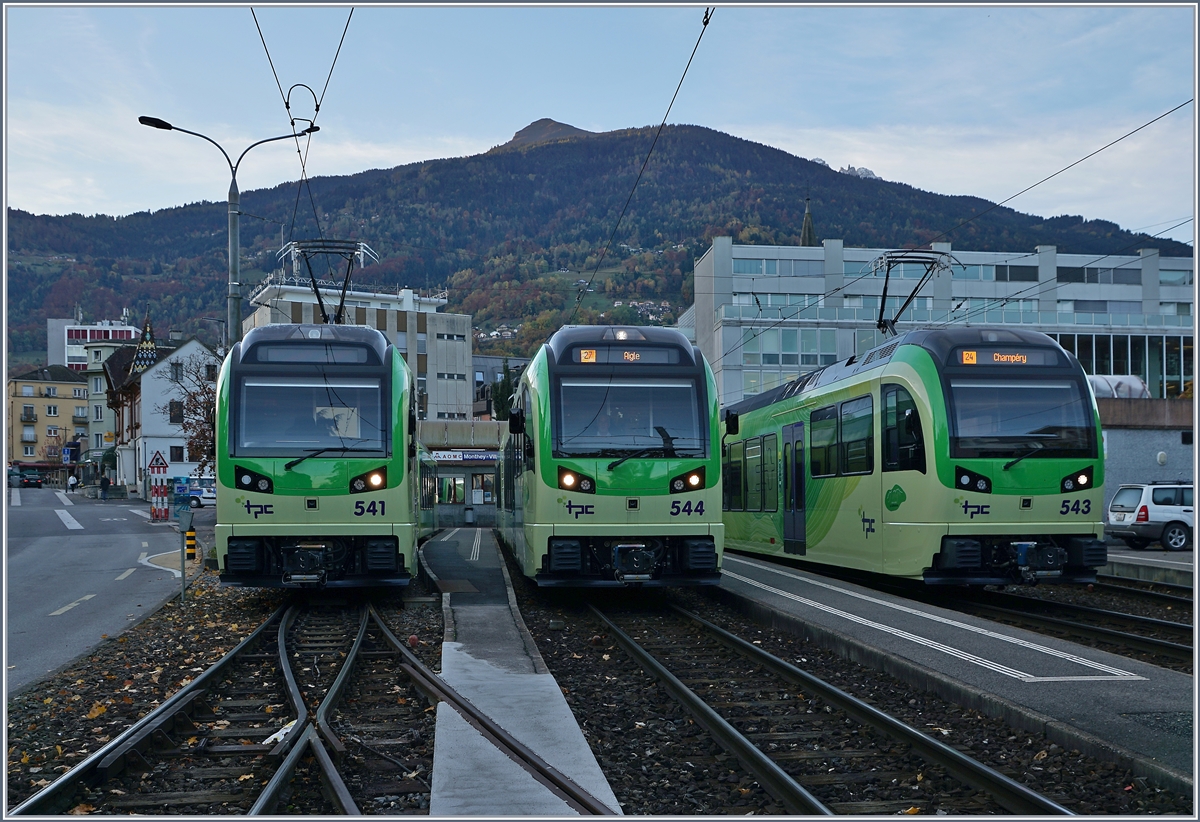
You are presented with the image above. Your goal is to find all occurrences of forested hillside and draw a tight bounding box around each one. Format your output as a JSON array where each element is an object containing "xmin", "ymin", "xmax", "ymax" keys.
[{"xmin": 8, "ymin": 120, "xmax": 1187, "ymax": 361}]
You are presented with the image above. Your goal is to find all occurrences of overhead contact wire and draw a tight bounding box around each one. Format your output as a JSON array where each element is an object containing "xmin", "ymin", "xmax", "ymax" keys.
[{"xmin": 567, "ymin": 7, "xmax": 713, "ymax": 326}]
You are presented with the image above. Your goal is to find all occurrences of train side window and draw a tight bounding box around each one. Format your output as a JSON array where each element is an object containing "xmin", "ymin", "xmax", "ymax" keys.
[
  {"xmin": 727, "ymin": 441, "xmax": 745, "ymax": 510},
  {"xmin": 810, "ymin": 406, "xmax": 838, "ymax": 477},
  {"xmin": 782, "ymin": 442, "xmax": 791, "ymax": 512},
  {"xmin": 840, "ymin": 395, "xmax": 873, "ymax": 475},
  {"xmin": 745, "ymin": 437, "xmax": 763, "ymax": 511},
  {"xmin": 883, "ymin": 385, "xmax": 926, "ymax": 474},
  {"xmin": 763, "ymin": 433, "xmax": 778, "ymax": 512}
]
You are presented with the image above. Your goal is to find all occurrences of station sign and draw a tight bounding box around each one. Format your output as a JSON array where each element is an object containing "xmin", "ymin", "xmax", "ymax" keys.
[{"xmin": 431, "ymin": 450, "xmax": 498, "ymax": 462}]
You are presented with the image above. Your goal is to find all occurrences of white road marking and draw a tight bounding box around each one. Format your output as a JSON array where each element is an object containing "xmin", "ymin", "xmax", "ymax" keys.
[
  {"xmin": 55, "ymin": 490, "xmax": 73, "ymax": 506},
  {"xmin": 9, "ymin": 489, "xmax": 20, "ymax": 506},
  {"xmin": 142, "ymin": 542, "xmax": 149, "ymax": 548},
  {"xmin": 128, "ymin": 508, "xmax": 151, "ymax": 519},
  {"xmin": 443, "ymin": 528, "xmax": 461, "ymax": 541},
  {"xmin": 50, "ymin": 594, "xmax": 96, "ymax": 616},
  {"xmin": 140, "ymin": 553, "xmax": 182, "ymax": 578},
  {"xmin": 139, "ymin": 552, "xmax": 148, "ymax": 561},
  {"xmin": 469, "ymin": 528, "xmax": 482, "ymax": 561},
  {"xmin": 55, "ymin": 509, "xmax": 84, "ymax": 530},
  {"xmin": 723, "ymin": 559, "xmax": 1144, "ymax": 682},
  {"xmin": 115, "ymin": 569, "xmax": 136, "ymax": 581}
]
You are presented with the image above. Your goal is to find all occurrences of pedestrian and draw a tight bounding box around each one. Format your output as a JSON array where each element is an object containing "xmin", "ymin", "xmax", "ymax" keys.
[
  {"xmin": 67, "ymin": 474, "xmax": 78, "ymax": 493},
  {"xmin": 100, "ymin": 475, "xmax": 110, "ymax": 501}
]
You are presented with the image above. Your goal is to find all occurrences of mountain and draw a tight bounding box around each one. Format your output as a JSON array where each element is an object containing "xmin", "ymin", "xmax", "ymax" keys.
[{"xmin": 7, "ymin": 120, "xmax": 1190, "ymax": 360}]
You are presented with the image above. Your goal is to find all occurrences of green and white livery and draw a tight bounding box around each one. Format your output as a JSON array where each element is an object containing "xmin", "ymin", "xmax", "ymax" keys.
[
  {"xmin": 496, "ymin": 326, "xmax": 725, "ymax": 586},
  {"xmin": 722, "ymin": 327, "xmax": 1107, "ymax": 585},
  {"xmin": 215, "ymin": 324, "xmax": 437, "ymax": 589}
]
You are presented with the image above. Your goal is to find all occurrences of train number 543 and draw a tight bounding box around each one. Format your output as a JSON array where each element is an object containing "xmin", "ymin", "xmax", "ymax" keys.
[
  {"xmin": 670, "ymin": 500, "xmax": 705, "ymax": 516},
  {"xmin": 1059, "ymin": 499, "xmax": 1091, "ymax": 515},
  {"xmin": 355, "ymin": 500, "xmax": 386, "ymax": 516}
]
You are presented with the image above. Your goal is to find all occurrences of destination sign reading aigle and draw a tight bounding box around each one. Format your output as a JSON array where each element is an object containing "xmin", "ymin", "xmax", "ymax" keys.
[{"xmin": 575, "ymin": 347, "xmax": 676, "ymax": 364}]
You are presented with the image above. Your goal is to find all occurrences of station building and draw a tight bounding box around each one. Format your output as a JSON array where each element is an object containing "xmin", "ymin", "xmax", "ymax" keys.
[{"xmin": 679, "ymin": 236, "xmax": 1193, "ymax": 406}]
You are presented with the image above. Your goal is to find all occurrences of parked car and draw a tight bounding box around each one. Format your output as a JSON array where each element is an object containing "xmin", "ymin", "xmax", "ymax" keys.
[
  {"xmin": 1106, "ymin": 482, "xmax": 1194, "ymax": 551},
  {"xmin": 188, "ymin": 479, "xmax": 217, "ymax": 508},
  {"xmin": 8, "ymin": 467, "xmax": 21, "ymax": 488},
  {"xmin": 20, "ymin": 471, "xmax": 43, "ymax": 488}
]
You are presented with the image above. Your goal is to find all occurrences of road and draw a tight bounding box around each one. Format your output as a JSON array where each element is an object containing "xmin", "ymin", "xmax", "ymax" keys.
[{"xmin": 5, "ymin": 486, "xmax": 203, "ymax": 696}]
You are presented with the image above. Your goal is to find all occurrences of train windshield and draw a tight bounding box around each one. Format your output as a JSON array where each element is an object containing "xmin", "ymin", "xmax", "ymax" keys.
[
  {"xmin": 554, "ymin": 378, "xmax": 705, "ymax": 457},
  {"xmin": 235, "ymin": 376, "xmax": 387, "ymax": 456},
  {"xmin": 948, "ymin": 378, "xmax": 1095, "ymax": 459}
]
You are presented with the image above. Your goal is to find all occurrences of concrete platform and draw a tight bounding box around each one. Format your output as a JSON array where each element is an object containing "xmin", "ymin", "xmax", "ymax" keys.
[
  {"xmin": 420, "ymin": 528, "xmax": 622, "ymax": 816},
  {"xmin": 1102, "ymin": 544, "xmax": 1194, "ymax": 587},
  {"xmin": 714, "ymin": 552, "xmax": 1194, "ymax": 794}
]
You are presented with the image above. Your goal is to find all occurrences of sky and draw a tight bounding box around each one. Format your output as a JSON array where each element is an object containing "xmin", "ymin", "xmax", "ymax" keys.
[{"xmin": 4, "ymin": 4, "xmax": 1197, "ymax": 246}]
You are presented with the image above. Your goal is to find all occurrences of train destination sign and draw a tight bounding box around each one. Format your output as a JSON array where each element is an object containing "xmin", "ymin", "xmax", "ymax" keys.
[
  {"xmin": 573, "ymin": 346, "xmax": 678, "ymax": 364},
  {"xmin": 957, "ymin": 347, "xmax": 1060, "ymax": 367}
]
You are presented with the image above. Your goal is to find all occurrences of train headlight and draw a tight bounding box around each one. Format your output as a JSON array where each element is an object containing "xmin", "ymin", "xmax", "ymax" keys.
[
  {"xmin": 350, "ymin": 467, "xmax": 387, "ymax": 494},
  {"xmin": 1060, "ymin": 466, "xmax": 1094, "ymax": 494},
  {"xmin": 953, "ymin": 466, "xmax": 991, "ymax": 494},
  {"xmin": 234, "ymin": 466, "xmax": 273, "ymax": 494},
  {"xmin": 558, "ymin": 466, "xmax": 596, "ymax": 494},
  {"xmin": 668, "ymin": 467, "xmax": 706, "ymax": 494}
]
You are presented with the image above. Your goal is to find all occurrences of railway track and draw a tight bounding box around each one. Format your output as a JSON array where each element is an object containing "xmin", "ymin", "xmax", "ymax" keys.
[
  {"xmin": 1092, "ymin": 574, "xmax": 1193, "ymax": 606},
  {"xmin": 11, "ymin": 600, "xmax": 616, "ymax": 816},
  {"xmin": 937, "ymin": 589, "xmax": 1193, "ymax": 670},
  {"xmin": 588, "ymin": 602, "xmax": 1073, "ymax": 815}
]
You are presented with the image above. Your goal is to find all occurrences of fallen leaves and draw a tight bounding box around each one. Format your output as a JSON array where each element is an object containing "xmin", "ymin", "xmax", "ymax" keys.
[{"xmin": 85, "ymin": 703, "xmax": 107, "ymax": 720}]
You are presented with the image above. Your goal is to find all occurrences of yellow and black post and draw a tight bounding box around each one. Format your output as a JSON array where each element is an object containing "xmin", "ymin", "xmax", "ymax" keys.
[{"xmin": 186, "ymin": 528, "xmax": 196, "ymax": 561}]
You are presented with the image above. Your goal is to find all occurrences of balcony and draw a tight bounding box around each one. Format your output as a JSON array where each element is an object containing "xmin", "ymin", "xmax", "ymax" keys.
[
  {"xmin": 72, "ymin": 413, "xmax": 89, "ymax": 424},
  {"xmin": 20, "ymin": 411, "xmax": 37, "ymax": 422},
  {"xmin": 21, "ymin": 433, "xmax": 37, "ymax": 443}
]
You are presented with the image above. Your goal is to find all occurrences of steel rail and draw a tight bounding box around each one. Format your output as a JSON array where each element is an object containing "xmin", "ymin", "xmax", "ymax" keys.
[
  {"xmin": 1093, "ymin": 575, "xmax": 1193, "ymax": 603},
  {"xmin": 954, "ymin": 601, "xmax": 1194, "ymax": 660},
  {"xmin": 313, "ymin": 606, "xmax": 371, "ymax": 755},
  {"xmin": 672, "ymin": 605, "xmax": 1074, "ymax": 816},
  {"xmin": 250, "ymin": 724, "xmax": 360, "ymax": 815},
  {"xmin": 9, "ymin": 605, "xmax": 290, "ymax": 816},
  {"xmin": 366, "ymin": 604, "xmax": 619, "ymax": 816},
  {"xmin": 588, "ymin": 604, "xmax": 833, "ymax": 815},
  {"xmin": 972, "ymin": 590, "xmax": 1194, "ymax": 638}
]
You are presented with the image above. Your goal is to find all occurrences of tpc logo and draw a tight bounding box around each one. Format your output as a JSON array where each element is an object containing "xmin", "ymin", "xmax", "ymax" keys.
[
  {"xmin": 565, "ymin": 500, "xmax": 595, "ymax": 519},
  {"xmin": 961, "ymin": 500, "xmax": 991, "ymax": 519},
  {"xmin": 244, "ymin": 501, "xmax": 274, "ymax": 519}
]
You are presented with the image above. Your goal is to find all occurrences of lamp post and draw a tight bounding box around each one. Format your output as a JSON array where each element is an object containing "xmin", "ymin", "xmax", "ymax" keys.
[{"xmin": 138, "ymin": 116, "xmax": 318, "ymax": 346}]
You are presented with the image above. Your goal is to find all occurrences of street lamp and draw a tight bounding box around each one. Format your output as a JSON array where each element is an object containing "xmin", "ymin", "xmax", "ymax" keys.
[{"xmin": 138, "ymin": 116, "xmax": 319, "ymax": 346}]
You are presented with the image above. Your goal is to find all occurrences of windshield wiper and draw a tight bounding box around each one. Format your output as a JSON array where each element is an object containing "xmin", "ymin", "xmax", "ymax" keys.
[
  {"xmin": 1002, "ymin": 442, "xmax": 1044, "ymax": 471},
  {"xmin": 284, "ymin": 446, "xmax": 376, "ymax": 471},
  {"xmin": 607, "ymin": 448, "xmax": 666, "ymax": 471}
]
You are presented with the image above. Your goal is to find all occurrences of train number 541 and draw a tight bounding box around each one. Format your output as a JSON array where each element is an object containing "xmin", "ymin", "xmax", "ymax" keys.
[
  {"xmin": 670, "ymin": 500, "xmax": 705, "ymax": 516},
  {"xmin": 355, "ymin": 500, "xmax": 386, "ymax": 516}
]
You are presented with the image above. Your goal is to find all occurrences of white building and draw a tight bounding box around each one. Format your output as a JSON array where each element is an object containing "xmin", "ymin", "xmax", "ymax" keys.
[
  {"xmin": 47, "ymin": 308, "xmax": 139, "ymax": 372},
  {"xmin": 104, "ymin": 322, "xmax": 219, "ymax": 496},
  {"xmin": 682, "ymin": 236, "xmax": 1193, "ymax": 406}
]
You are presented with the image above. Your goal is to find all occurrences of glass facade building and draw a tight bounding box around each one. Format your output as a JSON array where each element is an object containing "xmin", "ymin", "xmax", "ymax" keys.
[{"xmin": 682, "ymin": 237, "xmax": 1193, "ymax": 406}]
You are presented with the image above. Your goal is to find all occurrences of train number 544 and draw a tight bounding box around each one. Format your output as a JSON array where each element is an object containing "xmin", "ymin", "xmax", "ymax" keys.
[
  {"xmin": 355, "ymin": 500, "xmax": 386, "ymax": 516},
  {"xmin": 670, "ymin": 500, "xmax": 705, "ymax": 516}
]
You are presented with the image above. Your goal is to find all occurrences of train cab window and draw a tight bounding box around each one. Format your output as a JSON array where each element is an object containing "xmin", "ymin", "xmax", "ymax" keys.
[
  {"xmin": 840, "ymin": 396, "xmax": 874, "ymax": 475},
  {"xmin": 810, "ymin": 406, "xmax": 838, "ymax": 477},
  {"xmin": 745, "ymin": 438, "xmax": 763, "ymax": 511},
  {"xmin": 883, "ymin": 385, "xmax": 926, "ymax": 473},
  {"xmin": 762, "ymin": 433, "xmax": 778, "ymax": 512},
  {"xmin": 726, "ymin": 441, "xmax": 745, "ymax": 510}
]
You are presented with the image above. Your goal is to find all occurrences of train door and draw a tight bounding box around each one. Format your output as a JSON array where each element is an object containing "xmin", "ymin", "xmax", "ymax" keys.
[{"xmin": 782, "ymin": 421, "xmax": 806, "ymax": 554}]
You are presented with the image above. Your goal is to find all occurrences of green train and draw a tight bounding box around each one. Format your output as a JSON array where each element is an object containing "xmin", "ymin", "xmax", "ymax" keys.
[
  {"xmin": 721, "ymin": 327, "xmax": 1107, "ymax": 585},
  {"xmin": 496, "ymin": 326, "xmax": 726, "ymax": 586},
  {"xmin": 215, "ymin": 324, "xmax": 437, "ymax": 589}
]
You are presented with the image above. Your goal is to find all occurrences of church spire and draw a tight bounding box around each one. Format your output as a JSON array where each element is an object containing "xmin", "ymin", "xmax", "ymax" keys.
[
  {"xmin": 799, "ymin": 197, "xmax": 819, "ymax": 247},
  {"xmin": 130, "ymin": 311, "xmax": 158, "ymax": 374}
]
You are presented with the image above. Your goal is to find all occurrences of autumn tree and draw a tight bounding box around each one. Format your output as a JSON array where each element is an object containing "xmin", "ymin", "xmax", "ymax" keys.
[{"xmin": 154, "ymin": 352, "xmax": 220, "ymax": 477}]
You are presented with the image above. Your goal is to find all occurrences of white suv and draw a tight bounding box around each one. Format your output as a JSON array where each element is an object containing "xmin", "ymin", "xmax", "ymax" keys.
[{"xmin": 1106, "ymin": 482, "xmax": 1193, "ymax": 551}]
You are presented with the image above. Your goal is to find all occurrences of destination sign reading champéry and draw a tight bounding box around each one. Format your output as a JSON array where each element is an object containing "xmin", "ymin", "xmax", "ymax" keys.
[
  {"xmin": 957, "ymin": 347, "xmax": 1060, "ymax": 367},
  {"xmin": 573, "ymin": 346, "xmax": 678, "ymax": 364}
]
